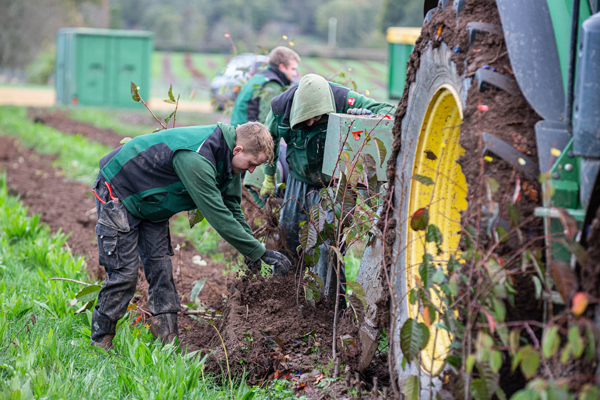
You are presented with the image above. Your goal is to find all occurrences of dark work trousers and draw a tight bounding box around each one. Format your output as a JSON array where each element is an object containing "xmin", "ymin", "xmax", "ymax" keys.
[
  {"xmin": 91, "ymin": 174, "xmax": 181, "ymax": 342},
  {"xmin": 279, "ymin": 175, "xmax": 346, "ymax": 299}
]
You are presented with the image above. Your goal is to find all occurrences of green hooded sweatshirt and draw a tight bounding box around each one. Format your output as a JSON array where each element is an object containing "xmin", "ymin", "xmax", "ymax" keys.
[{"xmin": 264, "ymin": 74, "xmax": 394, "ymax": 186}]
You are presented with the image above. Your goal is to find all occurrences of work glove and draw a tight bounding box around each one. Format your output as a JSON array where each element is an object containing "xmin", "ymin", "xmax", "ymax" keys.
[
  {"xmin": 260, "ymin": 174, "xmax": 276, "ymax": 198},
  {"xmin": 261, "ymin": 249, "xmax": 291, "ymax": 276}
]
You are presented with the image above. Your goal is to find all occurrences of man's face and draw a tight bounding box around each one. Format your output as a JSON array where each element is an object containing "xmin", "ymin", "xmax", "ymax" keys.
[
  {"xmin": 279, "ymin": 60, "xmax": 299, "ymax": 80},
  {"xmin": 231, "ymin": 146, "xmax": 268, "ymax": 174},
  {"xmin": 305, "ymin": 114, "xmax": 323, "ymax": 127}
]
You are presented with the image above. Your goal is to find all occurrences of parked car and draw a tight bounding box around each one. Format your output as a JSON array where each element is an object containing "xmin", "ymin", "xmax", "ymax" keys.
[{"xmin": 210, "ymin": 53, "xmax": 269, "ymax": 110}]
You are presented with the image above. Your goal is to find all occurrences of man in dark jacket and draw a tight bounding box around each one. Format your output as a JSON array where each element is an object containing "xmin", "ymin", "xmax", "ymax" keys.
[
  {"xmin": 230, "ymin": 46, "xmax": 301, "ymax": 127},
  {"xmin": 91, "ymin": 121, "xmax": 291, "ymax": 351},
  {"xmin": 260, "ymin": 74, "xmax": 394, "ymax": 297}
]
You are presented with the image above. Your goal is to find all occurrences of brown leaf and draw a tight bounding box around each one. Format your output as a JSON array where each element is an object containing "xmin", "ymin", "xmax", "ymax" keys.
[
  {"xmin": 554, "ymin": 208, "xmax": 579, "ymax": 241},
  {"xmin": 423, "ymin": 307, "xmax": 432, "ymax": 327},
  {"xmin": 552, "ymin": 261, "xmax": 578, "ymax": 304}
]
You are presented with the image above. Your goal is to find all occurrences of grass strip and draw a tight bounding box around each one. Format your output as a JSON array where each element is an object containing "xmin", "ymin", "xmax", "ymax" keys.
[{"xmin": 0, "ymin": 172, "xmax": 270, "ymax": 399}]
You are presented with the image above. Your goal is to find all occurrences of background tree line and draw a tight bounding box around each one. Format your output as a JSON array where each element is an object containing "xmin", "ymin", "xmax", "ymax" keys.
[{"xmin": 0, "ymin": 0, "xmax": 422, "ymax": 70}]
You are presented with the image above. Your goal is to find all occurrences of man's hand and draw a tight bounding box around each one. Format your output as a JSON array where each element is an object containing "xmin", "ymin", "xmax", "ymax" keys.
[
  {"xmin": 260, "ymin": 174, "xmax": 276, "ymax": 198},
  {"xmin": 261, "ymin": 250, "xmax": 291, "ymax": 276}
]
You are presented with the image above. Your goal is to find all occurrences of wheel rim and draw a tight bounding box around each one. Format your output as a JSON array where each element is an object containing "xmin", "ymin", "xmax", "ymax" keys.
[{"xmin": 406, "ymin": 85, "xmax": 468, "ymax": 375}]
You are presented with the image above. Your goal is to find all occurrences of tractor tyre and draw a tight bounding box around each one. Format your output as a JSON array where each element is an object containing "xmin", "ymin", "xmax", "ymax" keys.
[{"xmin": 387, "ymin": 0, "xmax": 542, "ymax": 396}]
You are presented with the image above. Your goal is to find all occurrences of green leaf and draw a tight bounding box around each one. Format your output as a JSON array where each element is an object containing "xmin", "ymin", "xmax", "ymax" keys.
[
  {"xmin": 188, "ymin": 209, "xmax": 204, "ymax": 228},
  {"xmin": 120, "ymin": 137, "xmax": 133, "ymax": 145},
  {"xmin": 490, "ymin": 350, "xmax": 502, "ymax": 373},
  {"xmin": 403, "ymin": 375, "xmax": 419, "ymax": 400},
  {"xmin": 241, "ymin": 388, "xmax": 256, "ymax": 400},
  {"xmin": 561, "ymin": 343, "xmax": 572, "ymax": 365},
  {"xmin": 409, "ymin": 289, "xmax": 418, "ymax": 305},
  {"xmin": 585, "ymin": 326, "xmax": 596, "ymax": 360},
  {"xmin": 373, "ymin": 137, "xmax": 387, "ymax": 168},
  {"xmin": 579, "ymin": 384, "xmax": 599, "ymax": 400},
  {"xmin": 164, "ymin": 111, "xmax": 176, "ymax": 125},
  {"xmin": 400, "ymin": 318, "xmax": 423, "ymax": 363},
  {"xmin": 495, "ymin": 387, "xmax": 507, "ymax": 400},
  {"xmin": 426, "ymin": 224, "xmax": 443, "ymax": 244},
  {"xmin": 508, "ymin": 203, "xmax": 520, "ymax": 228},
  {"xmin": 168, "ymin": 85, "xmax": 176, "ymax": 102},
  {"xmin": 75, "ymin": 300, "xmax": 95, "ymax": 314},
  {"xmin": 445, "ymin": 355, "xmax": 461, "ymax": 368},
  {"xmin": 345, "ymin": 281, "xmax": 365, "ymax": 300},
  {"xmin": 306, "ymin": 271, "xmax": 324, "ymax": 289},
  {"xmin": 299, "ymin": 222, "xmax": 317, "ymax": 251},
  {"xmin": 130, "ymin": 81, "xmax": 141, "ymax": 102},
  {"xmin": 75, "ymin": 285, "xmax": 102, "ymax": 303},
  {"xmin": 432, "ymin": 268, "xmax": 445, "ymax": 285},
  {"xmin": 466, "ymin": 354, "xmax": 476, "ymax": 374},
  {"xmin": 542, "ymin": 325, "xmax": 560, "ymax": 359},
  {"xmin": 190, "ymin": 278, "xmax": 207, "ymax": 302},
  {"xmin": 448, "ymin": 274, "xmax": 458, "ymax": 296},
  {"xmin": 568, "ymin": 326, "xmax": 584, "ymax": 359},
  {"xmin": 519, "ymin": 346, "xmax": 540, "ymax": 379},
  {"xmin": 308, "ymin": 281, "xmax": 320, "ymax": 303},
  {"xmin": 304, "ymin": 247, "xmax": 321, "ymax": 268},
  {"xmin": 420, "ymin": 322, "xmax": 430, "ymax": 350},
  {"xmin": 412, "ymin": 174, "xmax": 434, "ymax": 186},
  {"xmin": 304, "ymin": 285, "xmax": 315, "ymax": 307},
  {"xmin": 470, "ymin": 379, "xmax": 488, "ymax": 400},
  {"xmin": 419, "ymin": 254, "xmax": 435, "ymax": 290}
]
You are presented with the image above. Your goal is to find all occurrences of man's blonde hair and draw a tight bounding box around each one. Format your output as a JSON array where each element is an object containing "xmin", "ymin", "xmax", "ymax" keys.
[
  {"xmin": 269, "ymin": 46, "xmax": 301, "ymax": 67},
  {"xmin": 235, "ymin": 122, "xmax": 274, "ymax": 163}
]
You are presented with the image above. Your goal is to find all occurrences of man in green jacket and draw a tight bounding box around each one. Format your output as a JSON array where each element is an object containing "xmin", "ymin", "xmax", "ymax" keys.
[
  {"xmin": 90, "ymin": 121, "xmax": 291, "ymax": 351},
  {"xmin": 260, "ymin": 74, "xmax": 394, "ymax": 297},
  {"xmin": 230, "ymin": 46, "xmax": 301, "ymax": 127}
]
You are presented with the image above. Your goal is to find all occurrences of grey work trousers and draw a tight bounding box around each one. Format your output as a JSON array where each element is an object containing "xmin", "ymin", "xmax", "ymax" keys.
[{"xmin": 91, "ymin": 174, "xmax": 180, "ymax": 342}]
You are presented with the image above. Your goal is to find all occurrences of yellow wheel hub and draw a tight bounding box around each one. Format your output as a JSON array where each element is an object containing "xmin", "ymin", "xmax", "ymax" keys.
[{"xmin": 407, "ymin": 85, "xmax": 468, "ymax": 375}]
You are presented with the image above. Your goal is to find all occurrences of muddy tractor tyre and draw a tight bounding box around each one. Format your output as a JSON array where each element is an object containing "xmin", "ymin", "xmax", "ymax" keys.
[
  {"xmin": 391, "ymin": 41, "xmax": 468, "ymax": 397},
  {"xmin": 387, "ymin": 0, "xmax": 541, "ymax": 396}
]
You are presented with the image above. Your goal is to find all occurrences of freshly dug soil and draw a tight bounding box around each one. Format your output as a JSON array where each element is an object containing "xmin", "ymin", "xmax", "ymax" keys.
[{"xmin": 10, "ymin": 111, "xmax": 381, "ymax": 397}]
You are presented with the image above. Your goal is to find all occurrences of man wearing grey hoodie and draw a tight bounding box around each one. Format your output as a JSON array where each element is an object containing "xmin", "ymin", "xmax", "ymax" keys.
[{"xmin": 260, "ymin": 74, "xmax": 394, "ymax": 298}]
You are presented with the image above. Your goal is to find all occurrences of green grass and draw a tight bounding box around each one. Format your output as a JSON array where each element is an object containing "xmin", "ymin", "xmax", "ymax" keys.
[
  {"xmin": 0, "ymin": 106, "xmax": 110, "ymax": 185},
  {"xmin": 65, "ymin": 107, "xmax": 219, "ymax": 137},
  {"xmin": 65, "ymin": 107, "xmax": 157, "ymax": 138},
  {"xmin": 0, "ymin": 173, "xmax": 303, "ymax": 399}
]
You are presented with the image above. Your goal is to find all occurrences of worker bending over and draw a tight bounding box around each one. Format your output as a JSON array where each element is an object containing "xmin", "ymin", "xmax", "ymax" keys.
[{"xmin": 91, "ymin": 121, "xmax": 291, "ymax": 351}]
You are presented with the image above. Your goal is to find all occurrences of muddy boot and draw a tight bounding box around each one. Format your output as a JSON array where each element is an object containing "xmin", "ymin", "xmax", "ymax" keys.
[
  {"xmin": 150, "ymin": 313, "xmax": 179, "ymax": 345},
  {"xmin": 91, "ymin": 334, "xmax": 115, "ymax": 351},
  {"xmin": 90, "ymin": 308, "xmax": 117, "ymax": 352}
]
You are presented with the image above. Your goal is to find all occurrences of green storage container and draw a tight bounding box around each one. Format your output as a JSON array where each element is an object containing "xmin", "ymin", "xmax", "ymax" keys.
[
  {"xmin": 56, "ymin": 28, "xmax": 153, "ymax": 108},
  {"xmin": 387, "ymin": 27, "xmax": 420, "ymax": 99}
]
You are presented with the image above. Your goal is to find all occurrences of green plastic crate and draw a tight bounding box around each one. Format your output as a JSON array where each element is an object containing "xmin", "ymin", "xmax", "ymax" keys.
[
  {"xmin": 387, "ymin": 27, "xmax": 420, "ymax": 100},
  {"xmin": 56, "ymin": 28, "xmax": 153, "ymax": 108}
]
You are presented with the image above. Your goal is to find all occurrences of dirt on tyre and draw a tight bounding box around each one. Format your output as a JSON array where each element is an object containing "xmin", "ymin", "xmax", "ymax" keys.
[{"xmin": 384, "ymin": 0, "xmax": 542, "ymax": 396}]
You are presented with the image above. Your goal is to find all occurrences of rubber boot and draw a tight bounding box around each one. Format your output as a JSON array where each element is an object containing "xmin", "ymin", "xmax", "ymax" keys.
[
  {"xmin": 150, "ymin": 313, "xmax": 179, "ymax": 345},
  {"xmin": 90, "ymin": 308, "xmax": 117, "ymax": 352}
]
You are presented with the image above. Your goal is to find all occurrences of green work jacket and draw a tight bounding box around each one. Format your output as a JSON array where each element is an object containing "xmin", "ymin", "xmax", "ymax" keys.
[
  {"xmin": 230, "ymin": 65, "xmax": 290, "ymax": 127},
  {"xmin": 99, "ymin": 123, "xmax": 265, "ymax": 260}
]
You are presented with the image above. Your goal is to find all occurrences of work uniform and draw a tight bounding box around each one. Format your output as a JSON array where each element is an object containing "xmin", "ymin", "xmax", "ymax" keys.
[
  {"xmin": 230, "ymin": 64, "xmax": 291, "ymax": 127},
  {"xmin": 263, "ymin": 76, "xmax": 394, "ymax": 295},
  {"xmin": 91, "ymin": 123, "xmax": 265, "ymax": 343}
]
